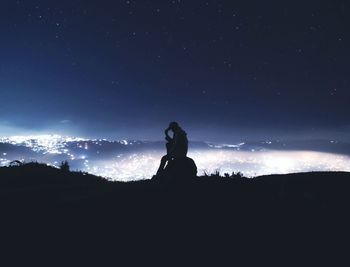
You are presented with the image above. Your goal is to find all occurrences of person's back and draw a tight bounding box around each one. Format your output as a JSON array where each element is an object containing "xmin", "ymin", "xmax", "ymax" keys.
[{"xmin": 170, "ymin": 128, "xmax": 188, "ymax": 158}]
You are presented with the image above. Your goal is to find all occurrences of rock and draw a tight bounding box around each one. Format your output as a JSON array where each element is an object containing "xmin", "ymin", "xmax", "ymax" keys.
[{"xmin": 154, "ymin": 157, "xmax": 197, "ymax": 182}]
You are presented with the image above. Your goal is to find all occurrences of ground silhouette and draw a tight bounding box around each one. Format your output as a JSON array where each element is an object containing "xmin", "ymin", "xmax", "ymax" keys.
[
  {"xmin": 1, "ymin": 162, "xmax": 350, "ymax": 265},
  {"xmin": 153, "ymin": 156, "xmax": 197, "ymax": 181}
]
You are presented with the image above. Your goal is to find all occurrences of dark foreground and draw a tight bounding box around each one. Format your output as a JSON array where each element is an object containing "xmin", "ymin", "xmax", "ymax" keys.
[{"xmin": 1, "ymin": 163, "xmax": 350, "ymax": 265}]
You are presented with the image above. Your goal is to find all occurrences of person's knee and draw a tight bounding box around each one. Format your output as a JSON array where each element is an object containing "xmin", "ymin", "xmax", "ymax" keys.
[{"xmin": 161, "ymin": 155, "xmax": 168, "ymax": 162}]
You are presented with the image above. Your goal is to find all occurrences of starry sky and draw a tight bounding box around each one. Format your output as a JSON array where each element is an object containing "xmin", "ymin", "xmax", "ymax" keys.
[{"xmin": 0, "ymin": 0, "xmax": 349, "ymax": 142}]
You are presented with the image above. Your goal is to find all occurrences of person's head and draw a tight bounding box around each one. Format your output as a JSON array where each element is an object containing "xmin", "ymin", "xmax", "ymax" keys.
[{"xmin": 169, "ymin": 121, "xmax": 180, "ymax": 132}]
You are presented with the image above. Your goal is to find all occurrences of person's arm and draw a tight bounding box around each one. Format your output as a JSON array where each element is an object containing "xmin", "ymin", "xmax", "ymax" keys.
[
  {"xmin": 165, "ymin": 128, "xmax": 172, "ymax": 142},
  {"xmin": 168, "ymin": 133, "xmax": 178, "ymax": 156}
]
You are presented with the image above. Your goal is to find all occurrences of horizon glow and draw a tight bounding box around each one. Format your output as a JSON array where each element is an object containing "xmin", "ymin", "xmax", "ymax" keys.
[{"xmin": 1, "ymin": 135, "xmax": 350, "ymax": 181}]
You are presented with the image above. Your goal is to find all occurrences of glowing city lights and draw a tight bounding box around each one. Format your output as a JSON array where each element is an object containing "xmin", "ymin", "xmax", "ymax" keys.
[{"xmin": 1, "ymin": 135, "xmax": 350, "ymax": 181}]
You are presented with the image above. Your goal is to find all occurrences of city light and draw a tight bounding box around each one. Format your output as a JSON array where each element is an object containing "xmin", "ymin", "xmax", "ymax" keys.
[{"xmin": 1, "ymin": 135, "xmax": 350, "ymax": 181}]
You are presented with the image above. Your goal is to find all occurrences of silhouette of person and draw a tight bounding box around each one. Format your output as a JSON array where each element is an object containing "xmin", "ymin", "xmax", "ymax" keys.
[{"xmin": 156, "ymin": 122, "xmax": 188, "ymax": 176}]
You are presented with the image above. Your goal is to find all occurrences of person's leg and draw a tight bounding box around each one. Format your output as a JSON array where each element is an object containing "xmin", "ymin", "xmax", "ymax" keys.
[{"xmin": 156, "ymin": 155, "xmax": 169, "ymax": 176}]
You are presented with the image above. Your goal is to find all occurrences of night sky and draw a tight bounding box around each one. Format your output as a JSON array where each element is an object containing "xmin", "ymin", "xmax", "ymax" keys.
[{"xmin": 0, "ymin": 1, "xmax": 349, "ymax": 142}]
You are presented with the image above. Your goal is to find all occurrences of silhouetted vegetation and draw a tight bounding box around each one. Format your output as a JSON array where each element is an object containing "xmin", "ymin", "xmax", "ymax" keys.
[
  {"xmin": 203, "ymin": 170, "xmax": 244, "ymax": 179},
  {"xmin": 9, "ymin": 159, "xmax": 24, "ymax": 166},
  {"xmin": 59, "ymin": 160, "xmax": 70, "ymax": 172}
]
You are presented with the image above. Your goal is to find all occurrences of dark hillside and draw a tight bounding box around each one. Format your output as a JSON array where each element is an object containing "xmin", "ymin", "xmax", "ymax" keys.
[{"xmin": 1, "ymin": 163, "xmax": 349, "ymax": 265}]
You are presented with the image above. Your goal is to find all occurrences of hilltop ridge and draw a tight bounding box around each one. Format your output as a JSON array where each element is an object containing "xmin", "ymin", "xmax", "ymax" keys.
[{"xmin": 1, "ymin": 163, "xmax": 349, "ymax": 265}]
